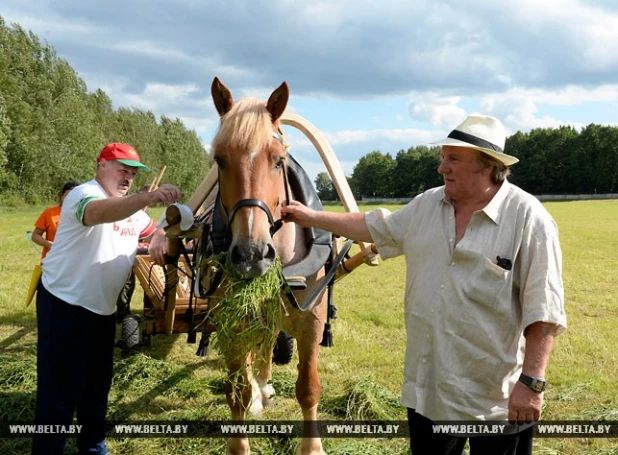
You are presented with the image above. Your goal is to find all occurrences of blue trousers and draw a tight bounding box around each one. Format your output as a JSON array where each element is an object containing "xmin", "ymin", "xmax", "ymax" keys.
[{"xmin": 32, "ymin": 283, "xmax": 115, "ymax": 455}]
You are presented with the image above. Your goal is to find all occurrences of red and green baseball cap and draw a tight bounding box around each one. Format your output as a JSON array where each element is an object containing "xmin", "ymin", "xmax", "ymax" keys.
[{"xmin": 97, "ymin": 143, "xmax": 151, "ymax": 172}]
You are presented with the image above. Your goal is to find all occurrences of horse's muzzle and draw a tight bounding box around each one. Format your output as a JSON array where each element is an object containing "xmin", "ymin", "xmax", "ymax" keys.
[{"xmin": 229, "ymin": 240, "xmax": 276, "ymax": 277}]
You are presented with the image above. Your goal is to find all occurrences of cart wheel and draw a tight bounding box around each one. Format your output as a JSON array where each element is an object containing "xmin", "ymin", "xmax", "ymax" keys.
[
  {"xmin": 141, "ymin": 330, "xmax": 151, "ymax": 347},
  {"xmin": 121, "ymin": 314, "xmax": 140, "ymax": 352},
  {"xmin": 273, "ymin": 331, "xmax": 294, "ymax": 365}
]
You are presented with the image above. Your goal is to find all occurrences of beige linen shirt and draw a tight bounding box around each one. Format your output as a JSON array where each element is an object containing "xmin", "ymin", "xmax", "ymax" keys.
[{"xmin": 365, "ymin": 180, "xmax": 566, "ymax": 422}]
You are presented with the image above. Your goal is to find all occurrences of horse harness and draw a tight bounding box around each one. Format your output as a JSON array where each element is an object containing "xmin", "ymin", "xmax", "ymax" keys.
[{"xmin": 172, "ymin": 129, "xmax": 352, "ymax": 349}]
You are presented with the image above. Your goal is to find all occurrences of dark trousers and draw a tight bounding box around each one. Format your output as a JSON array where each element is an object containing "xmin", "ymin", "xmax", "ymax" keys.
[
  {"xmin": 32, "ymin": 283, "xmax": 115, "ymax": 455},
  {"xmin": 407, "ymin": 408, "xmax": 533, "ymax": 455}
]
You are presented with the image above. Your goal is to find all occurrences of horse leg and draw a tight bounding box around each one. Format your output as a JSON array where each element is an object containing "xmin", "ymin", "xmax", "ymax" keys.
[
  {"xmin": 288, "ymin": 310, "xmax": 327, "ymax": 455},
  {"xmin": 224, "ymin": 351, "xmax": 254, "ymax": 455},
  {"xmin": 253, "ymin": 343, "xmax": 276, "ymax": 409}
]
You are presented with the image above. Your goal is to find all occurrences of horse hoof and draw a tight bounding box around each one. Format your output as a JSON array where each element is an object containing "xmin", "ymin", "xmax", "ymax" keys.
[
  {"xmin": 295, "ymin": 439, "xmax": 326, "ymax": 455},
  {"xmin": 261, "ymin": 382, "xmax": 276, "ymax": 408},
  {"xmin": 248, "ymin": 400, "xmax": 264, "ymax": 418},
  {"xmin": 248, "ymin": 378, "xmax": 265, "ymax": 417},
  {"xmin": 227, "ymin": 437, "xmax": 251, "ymax": 455}
]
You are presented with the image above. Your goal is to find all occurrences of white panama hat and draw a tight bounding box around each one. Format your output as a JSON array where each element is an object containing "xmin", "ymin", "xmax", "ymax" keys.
[{"xmin": 433, "ymin": 115, "xmax": 519, "ymax": 166}]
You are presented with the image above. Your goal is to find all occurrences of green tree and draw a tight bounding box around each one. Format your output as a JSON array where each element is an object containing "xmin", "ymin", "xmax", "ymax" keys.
[
  {"xmin": 158, "ymin": 116, "xmax": 211, "ymax": 192},
  {"xmin": 0, "ymin": 17, "xmax": 213, "ymax": 204},
  {"xmin": 351, "ymin": 151, "xmax": 396, "ymax": 199},
  {"xmin": 392, "ymin": 145, "xmax": 441, "ymax": 197},
  {"xmin": 314, "ymin": 171, "xmax": 338, "ymax": 201}
]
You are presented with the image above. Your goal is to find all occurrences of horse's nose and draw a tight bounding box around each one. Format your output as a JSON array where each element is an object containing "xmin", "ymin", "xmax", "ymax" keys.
[
  {"xmin": 230, "ymin": 240, "xmax": 276, "ymax": 277},
  {"xmin": 264, "ymin": 243, "xmax": 276, "ymax": 261}
]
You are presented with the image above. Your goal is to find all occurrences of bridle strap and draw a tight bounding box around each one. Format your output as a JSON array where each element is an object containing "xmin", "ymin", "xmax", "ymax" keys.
[
  {"xmin": 273, "ymin": 130, "xmax": 292, "ymax": 208},
  {"xmin": 228, "ymin": 198, "xmax": 275, "ymax": 227},
  {"xmin": 270, "ymin": 157, "xmax": 290, "ymax": 235}
]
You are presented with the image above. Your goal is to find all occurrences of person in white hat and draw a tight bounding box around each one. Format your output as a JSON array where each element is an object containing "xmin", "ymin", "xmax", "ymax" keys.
[
  {"xmin": 32, "ymin": 143, "xmax": 184, "ymax": 455},
  {"xmin": 282, "ymin": 115, "xmax": 566, "ymax": 455}
]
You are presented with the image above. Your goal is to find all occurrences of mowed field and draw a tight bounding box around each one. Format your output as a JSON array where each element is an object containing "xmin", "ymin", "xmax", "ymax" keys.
[{"xmin": 0, "ymin": 200, "xmax": 617, "ymax": 455}]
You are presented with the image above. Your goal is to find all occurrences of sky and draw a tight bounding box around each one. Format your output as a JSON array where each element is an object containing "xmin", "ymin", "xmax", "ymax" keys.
[{"xmin": 4, "ymin": 0, "xmax": 618, "ymax": 181}]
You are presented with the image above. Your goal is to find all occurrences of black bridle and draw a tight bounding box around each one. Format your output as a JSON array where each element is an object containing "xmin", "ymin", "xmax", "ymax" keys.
[{"xmin": 218, "ymin": 130, "xmax": 291, "ymax": 247}]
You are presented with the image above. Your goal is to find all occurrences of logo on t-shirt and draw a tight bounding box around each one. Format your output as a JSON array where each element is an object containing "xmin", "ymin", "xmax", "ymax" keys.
[{"xmin": 113, "ymin": 217, "xmax": 137, "ymax": 237}]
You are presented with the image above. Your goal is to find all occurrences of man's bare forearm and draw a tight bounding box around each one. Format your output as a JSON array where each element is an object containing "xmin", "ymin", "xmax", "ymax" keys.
[
  {"xmin": 83, "ymin": 192, "xmax": 154, "ymax": 226},
  {"xmin": 522, "ymin": 321, "xmax": 557, "ymax": 377},
  {"xmin": 312, "ymin": 211, "xmax": 373, "ymax": 243}
]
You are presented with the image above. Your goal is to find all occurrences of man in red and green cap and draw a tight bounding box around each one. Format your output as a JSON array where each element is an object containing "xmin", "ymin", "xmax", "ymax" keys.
[{"xmin": 32, "ymin": 143, "xmax": 184, "ymax": 455}]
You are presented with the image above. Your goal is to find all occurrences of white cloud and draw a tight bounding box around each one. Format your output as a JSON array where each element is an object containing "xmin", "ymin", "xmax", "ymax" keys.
[
  {"xmin": 286, "ymin": 129, "xmax": 420, "ymax": 149},
  {"xmin": 408, "ymin": 94, "xmax": 467, "ymax": 127},
  {"xmin": 179, "ymin": 116, "xmax": 218, "ymax": 139},
  {"xmin": 480, "ymin": 84, "xmax": 618, "ymax": 131},
  {"xmin": 3, "ymin": 12, "xmax": 97, "ymax": 38},
  {"xmin": 324, "ymin": 128, "xmax": 436, "ymax": 146},
  {"xmin": 104, "ymin": 80, "xmax": 204, "ymax": 113},
  {"xmin": 109, "ymin": 40, "xmax": 193, "ymax": 62},
  {"xmin": 506, "ymin": 0, "xmax": 618, "ymax": 70}
]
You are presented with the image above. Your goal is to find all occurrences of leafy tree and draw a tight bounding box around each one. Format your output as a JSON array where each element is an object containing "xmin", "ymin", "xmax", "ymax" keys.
[
  {"xmin": 392, "ymin": 146, "xmax": 441, "ymax": 197},
  {"xmin": 314, "ymin": 171, "xmax": 338, "ymax": 201},
  {"xmin": 158, "ymin": 116, "xmax": 211, "ymax": 192},
  {"xmin": 351, "ymin": 151, "xmax": 396, "ymax": 199},
  {"xmin": 0, "ymin": 16, "xmax": 211, "ymax": 204}
]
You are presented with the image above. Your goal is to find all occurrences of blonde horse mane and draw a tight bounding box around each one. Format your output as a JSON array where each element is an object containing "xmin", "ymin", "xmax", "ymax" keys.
[{"xmin": 211, "ymin": 98, "xmax": 276, "ymax": 158}]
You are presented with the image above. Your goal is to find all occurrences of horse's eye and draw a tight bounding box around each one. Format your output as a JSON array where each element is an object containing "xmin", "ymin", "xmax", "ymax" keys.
[
  {"xmin": 215, "ymin": 157, "xmax": 225, "ymax": 170},
  {"xmin": 274, "ymin": 157, "xmax": 284, "ymax": 170}
]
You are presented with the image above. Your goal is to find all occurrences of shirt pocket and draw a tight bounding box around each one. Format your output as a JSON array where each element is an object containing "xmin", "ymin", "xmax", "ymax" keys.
[{"xmin": 461, "ymin": 255, "xmax": 510, "ymax": 308}]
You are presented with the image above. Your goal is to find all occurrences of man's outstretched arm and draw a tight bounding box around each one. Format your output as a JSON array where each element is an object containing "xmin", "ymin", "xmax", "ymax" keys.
[{"xmin": 281, "ymin": 200, "xmax": 373, "ymax": 243}]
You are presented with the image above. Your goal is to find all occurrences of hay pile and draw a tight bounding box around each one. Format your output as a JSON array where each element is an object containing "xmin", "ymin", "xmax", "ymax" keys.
[{"xmin": 206, "ymin": 253, "xmax": 284, "ymax": 364}]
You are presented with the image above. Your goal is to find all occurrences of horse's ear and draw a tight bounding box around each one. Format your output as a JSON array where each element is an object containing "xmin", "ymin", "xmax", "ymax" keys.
[
  {"xmin": 212, "ymin": 77, "xmax": 234, "ymax": 116},
  {"xmin": 266, "ymin": 82, "xmax": 289, "ymax": 123}
]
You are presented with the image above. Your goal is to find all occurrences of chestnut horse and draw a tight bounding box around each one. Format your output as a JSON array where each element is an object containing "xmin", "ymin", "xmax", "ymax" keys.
[{"xmin": 209, "ymin": 77, "xmax": 328, "ymax": 455}]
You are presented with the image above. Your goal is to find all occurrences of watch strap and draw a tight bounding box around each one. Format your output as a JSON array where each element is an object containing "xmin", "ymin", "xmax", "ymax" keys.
[{"xmin": 518, "ymin": 373, "xmax": 547, "ymax": 393}]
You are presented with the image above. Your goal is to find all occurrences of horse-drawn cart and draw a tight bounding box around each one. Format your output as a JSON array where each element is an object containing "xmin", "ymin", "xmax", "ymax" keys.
[
  {"xmin": 132, "ymin": 110, "xmax": 378, "ymax": 343},
  {"xmin": 131, "ymin": 77, "xmax": 382, "ymax": 454}
]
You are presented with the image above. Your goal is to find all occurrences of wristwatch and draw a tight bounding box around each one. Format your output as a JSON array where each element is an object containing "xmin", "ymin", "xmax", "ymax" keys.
[{"xmin": 518, "ymin": 373, "xmax": 547, "ymax": 393}]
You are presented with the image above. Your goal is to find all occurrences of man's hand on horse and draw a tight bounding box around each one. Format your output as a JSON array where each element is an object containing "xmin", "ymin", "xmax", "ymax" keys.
[{"xmin": 281, "ymin": 200, "xmax": 316, "ymax": 228}]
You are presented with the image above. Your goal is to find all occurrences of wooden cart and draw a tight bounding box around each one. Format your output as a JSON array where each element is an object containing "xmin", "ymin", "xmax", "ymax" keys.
[{"xmin": 133, "ymin": 254, "xmax": 212, "ymax": 342}]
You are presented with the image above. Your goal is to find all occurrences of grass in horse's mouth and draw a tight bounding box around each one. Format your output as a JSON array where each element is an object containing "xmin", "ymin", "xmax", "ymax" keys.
[{"xmin": 207, "ymin": 253, "xmax": 284, "ymax": 365}]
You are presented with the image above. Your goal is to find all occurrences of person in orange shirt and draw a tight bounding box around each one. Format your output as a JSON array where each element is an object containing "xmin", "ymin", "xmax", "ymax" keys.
[{"xmin": 32, "ymin": 181, "xmax": 79, "ymax": 259}]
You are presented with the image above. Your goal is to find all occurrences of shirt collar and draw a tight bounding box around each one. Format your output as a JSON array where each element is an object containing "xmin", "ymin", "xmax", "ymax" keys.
[
  {"xmin": 440, "ymin": 179, "xmax": 511, "ymax": 225},
  {"xmin": 481, "ymin": 179, "xmax": 510, "ymax": 224}
]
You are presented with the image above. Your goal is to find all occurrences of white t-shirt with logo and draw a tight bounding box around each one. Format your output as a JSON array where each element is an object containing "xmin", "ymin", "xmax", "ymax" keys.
[{"xmin": 42, "ymin": 179, "xmax": 156, "ymax": 315}]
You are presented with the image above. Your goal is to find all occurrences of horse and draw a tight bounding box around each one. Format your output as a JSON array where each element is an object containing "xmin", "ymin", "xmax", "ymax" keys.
[{"xmin": 203, "ymin": 77, "xmax": 329, "ymax": 455}]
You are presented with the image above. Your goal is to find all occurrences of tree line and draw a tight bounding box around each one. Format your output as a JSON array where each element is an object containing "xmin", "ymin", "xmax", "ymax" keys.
[
  {"xmin": 315, "ymin": 125, "xmax": 618, "ymax": 201},
  {"xmin": 0, "ymin": 18, "xmax": 211, "ymax": 205},
  {"xmin": 3, "ymin": 18, "xmax": 617, "ymax": 206}
]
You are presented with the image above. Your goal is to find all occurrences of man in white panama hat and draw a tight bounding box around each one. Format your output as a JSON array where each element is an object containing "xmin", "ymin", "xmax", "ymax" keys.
[{"xmin": 282, "ymin": 115, "xmax": 566, "ymax": 455}]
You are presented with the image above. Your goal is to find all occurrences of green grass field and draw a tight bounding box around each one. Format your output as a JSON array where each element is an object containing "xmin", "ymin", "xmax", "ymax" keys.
[{"xmin": 1, "ymin": 201, "xmax": 617, "ymax": 454}]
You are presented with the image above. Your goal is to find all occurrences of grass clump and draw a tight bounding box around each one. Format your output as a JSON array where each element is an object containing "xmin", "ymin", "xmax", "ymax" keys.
[
  {"xmin": 322, "ymin": 376, "xmax": 404, "ymax": 420},
  {"xmin": 0, "ymin": 353, "xmax": 37, "ymax": 390},
  {"xmin": 205, "ymin": 253, "xmax": 284, "ymax": 364},
  {"xmin": 113, "ymin": 353, "xmax": 180, "ymax": 390}
]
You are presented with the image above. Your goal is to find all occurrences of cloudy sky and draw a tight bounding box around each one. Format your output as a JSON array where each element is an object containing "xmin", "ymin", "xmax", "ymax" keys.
[{"xmin": 4, "ymin": 0, "xmax": 618, "ymax": 180}]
